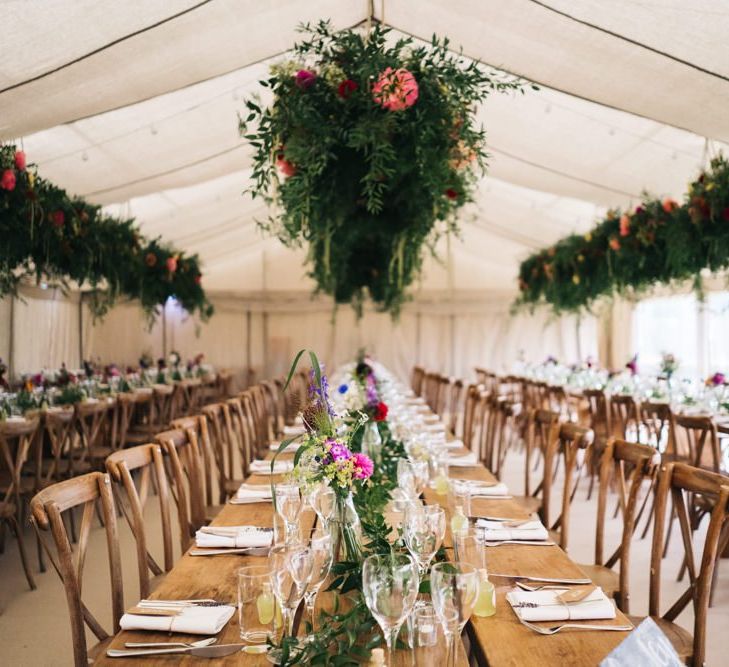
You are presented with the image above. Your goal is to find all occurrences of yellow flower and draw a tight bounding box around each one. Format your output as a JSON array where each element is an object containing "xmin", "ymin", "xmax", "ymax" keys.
[
  {"xmin": 706, "ymin": 182, "xmax": 715, "ymax": 191},
  {"xmin": 27, "ymin": 172, "xmax": 35, "ymax": 188},
  {"xmin": 572, "ymin": 274, "xmax": 580, "ymax": 285},
  {"xmin": 584, "ymin": 232, "xmax": 592, "ymax": 242},
  {"xmin": 577, "ymin": 254, "xmax": 585, "ymax": 262}
]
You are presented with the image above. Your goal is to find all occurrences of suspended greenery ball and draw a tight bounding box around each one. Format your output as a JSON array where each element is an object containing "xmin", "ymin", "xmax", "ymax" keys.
[
  {"xmin": 515, "ymin": 156, "xmax": 729, "ymax": 313},
  {"xmin": 0, "ymin": 144, "xmax": 213, "ymax": 322},
  {"xmin": 241, "ymin": 20, "xmax": 526, "ymax": 315}
]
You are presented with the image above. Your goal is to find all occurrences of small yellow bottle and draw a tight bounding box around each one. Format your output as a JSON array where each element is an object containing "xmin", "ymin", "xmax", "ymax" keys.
[
  {"xmin": 473, "ymin": 568, "xmax": 496, "ymax": 617},
  {"xmin": 434, "ymin": 474, "xmax": 450, "ymax": 496},
  {"xmin": 450, "ymin": 505, "xmax": 469, "ymax": 537},
  {"xmin": 256, "ymin": 582, "xmax": 275, "ymax": 625}
]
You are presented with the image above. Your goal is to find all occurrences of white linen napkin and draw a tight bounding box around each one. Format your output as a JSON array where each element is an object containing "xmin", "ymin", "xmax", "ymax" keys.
[
  {"xmin": 120, "ymin": 601, "xmax": 235, "ymax": 635},
  {"xmin": 195, "ymin": 526, "xmax": 273, "ymax": 548},
  {"xmin": 445, "ymin": 438, "xmax": 465, "ymax": 450},
  {"xmin": 506, "ymin": 587, "xmax": 616, "ymax": 622},
  {"xmin": 475, "ymin": 519, "xmax": 548, "ymax": 541},
  {"xmin": 269, "ymin": 439, "xmax": 299, "ymax": 452},
  {"xmin": 235, "ymin": 483, "xmax": 273, "ymax": 501},
  {"xmin": 249, "ymin": 460, "xmax": 294, "ymax": 475},
  {"xmin": 283, "ymin": 424, "xmax": 305, "ymax": 436},
  {"xmin": 447, "ymin": 451, "xmax": 479, "ymax": 467},
  {"xmin": 468, "ymin": 481, "xmax": 510, "ymax": 497}
]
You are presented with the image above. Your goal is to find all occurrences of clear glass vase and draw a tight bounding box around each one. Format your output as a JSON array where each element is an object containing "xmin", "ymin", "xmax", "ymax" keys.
[
  {"xmin": 331, "ymin": 492, "xmax": 363, "ymax": 562},
  {"xmin": 362, "ymin": 420, "xmax": 382, "ymax": 463}
]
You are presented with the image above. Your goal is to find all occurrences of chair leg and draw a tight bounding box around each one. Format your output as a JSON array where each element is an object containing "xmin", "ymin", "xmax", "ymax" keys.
[
  {"xmin": 662, "ymin": 496, "xmax": 676, "ymax": 558},
  {"xmin": 638, "ymin": 475, "xmax": 657, "ymax": 540},
  {"xmin": 7, "ymin": 516, "xmax": 36, "ymax": 590},
  {"xmin": 35, "ymin": 526, "xmax": 45, "ymax": 573},
  {"xmin": 709, "ymin": 524, "xmax": 729, "ymax": 607}
]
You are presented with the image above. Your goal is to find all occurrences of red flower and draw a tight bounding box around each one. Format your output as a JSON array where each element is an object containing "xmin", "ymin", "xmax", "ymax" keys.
[
  {"xmin": 374, "ymin": 401, "xmax": 388, "ymax": 422},
  {"xmin": 337, "ymin": 79, "xmax": 358, "ymax": 99},
  {"xmin": 51, "ymin": 210, "xmax": 65, "ymax": 227},
  {"xmin": 14, "ymin": 151, "xmax": 26, "ymax": 171},
  {"xmin": 166, "ymin": 256, "xmax": 178, "ymax": 273},
  {"xmin": 145, "ymin": 252, "xmax": 157, "ymax": 267},
  {"xmin": 276, "ymin": 155, "xmax": 297, "ymax": 177},
  {"xmin": 194, "ymin": 274, "xmax": 202, "ymax": 285},
  {"xmin": 445, "ymin": 188, "xmax": 458, "ymax": 200},
  {"xmin": 294, "ymin": 70, "xmax": 317, "ymax": 90},
  {"xmin": 1, "ymin": 169, "xmax": 16, "ymax": 191}
]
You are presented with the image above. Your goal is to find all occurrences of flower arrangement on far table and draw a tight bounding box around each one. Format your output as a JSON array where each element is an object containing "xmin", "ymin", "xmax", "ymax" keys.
[{"xmin": 660, "ymin": 352, "xmax": 679, "ymax": 379}]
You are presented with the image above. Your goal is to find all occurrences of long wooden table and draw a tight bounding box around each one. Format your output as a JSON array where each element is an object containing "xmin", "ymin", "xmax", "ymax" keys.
[{"xmin": 96, "ymin": 418, "xmax": 632, "ymax": 666}]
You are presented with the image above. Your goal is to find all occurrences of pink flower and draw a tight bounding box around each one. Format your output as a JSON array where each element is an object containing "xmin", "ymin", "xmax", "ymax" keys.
[
  {"xmin": 327, "ymin": 440, "xmax": 351, "ymax": 462},
  {"xmin": 166, "ymin": 256, "xmax": 178, "ymax": 273},
  {"xmin": 372, "ymin": 67, "xmax": 419, "ymax": 111},
  {"xmin": 294, "ymin": 69, "xmax": 317, "ymax": 90},
  {"xmin": 51, "ymin": 210, "xmax": 65, "ymax": 227},
  {"xmin": 14, "ymin": 151, "xmax": 26, "ymax": 170},
  {"xmin": 1, "ymin": 169, "xmax": 16, "ymax": 191},
  {"xmin": 352, "ymin": 452, "xmax": 374, "ymax": 480},
  {"xmin": 619, "ymin": 214, "xmax": 630, "ymax": 237}
]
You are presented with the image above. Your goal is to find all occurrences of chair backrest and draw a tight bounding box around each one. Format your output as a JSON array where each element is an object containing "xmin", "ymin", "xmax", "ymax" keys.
[
  {"xmin": 410, "ymin": 365, "xmax": 425, "ymax": 395},
  {"xmin": 30, "ymin": 472, "xmax": 123, "ymax": 667},
  {"xmin": 460, "ymin": 384, "xmax": 482, "ymax": 449},
  {"xmin": 649, "ymin": 463, "xmax": 729, "ymax": 666},
  {"xmin": 154, "ymin": 428, "xmax": 204, "ymax": 545},
  {"xmin": 74, "ymin": 399, "xmax": 112, "ymax": 455},
  {"xmin": 595, "ymin": 438, "xmax": 659, "ymax": 612},
  {"xmin": 640, "ymin": 401, "xmax": 676, "ymax": 455},
  {"xmin": 105, "ymin": 444, "xmax": 175, "ymax": 599},
  {"xmin": 435, "ymin": 376, "xmax": 451, "ymax": 415},
  {"xmin": 151, "ymin": 384, "xmax": 176, "ymax": 430},
  {"xmin": 201, "ymin": 402, "xmax": 236, "ymax": 500},
  {"xmin": 0, "ymin": 417, "xmax": 40, "ymax": 506},
  {"xmin": 261, "ymin": 380, "xmax": 284, "ymax": 439},
  {"xmin": 37, "ymin": 409, "xmax": 75, "ymax": 487},
  {"xmin": 447, "ymin": 379, "xmax": 464, "ymax": 434},
  {"xmin": 583, "ymin": 389, "xmax": 610, "ymax": 442},
  {"xmin": 227, "ymin": 396, "xmax": 256, "ymax": 477},
  {"xmin": 523, "ymin": 408, "xmax": 560, "ymax": 498},
  {"xmin": 674, "ymin": 414, "xmax": 722, "ymax": 472},
  {"xmin": 171, "ymin": 414, "xmax": 215, "ymax": 508},
  {"xmin": 609, "ymin": 394, "xmax": 640, "ymax": 441}
]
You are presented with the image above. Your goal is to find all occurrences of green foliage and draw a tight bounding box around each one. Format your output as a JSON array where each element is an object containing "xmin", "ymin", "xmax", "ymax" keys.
[
  {"xmin": 0, "ymin": 145, "xmax": 213, "ymax": 322},
  {"xmin": 516, "ymin": 156, "xmax": 729, "ymax": 313},
  {"xmin": 242, "ymin": 21, "xmax": 525, "ymax": 316}
]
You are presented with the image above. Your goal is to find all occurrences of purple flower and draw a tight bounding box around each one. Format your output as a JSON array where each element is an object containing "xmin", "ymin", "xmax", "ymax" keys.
[
  {"xmin": 711, "ymin": 372, "xmax": 726, "ymax": 386},
  {"xmin": 327, "ymin": 440, "xmax": 351, "ymax": 462},
  {"xmin": 295, "ymin": 69, "xmax": 317, "ymax": 89},
  {"xmin": 365, "ymin": 374, "xmax": 378, "ymax": 407},
  {"xmin": 352, "ymin": 453, "xmax": 374, "ymax": 480},
  {"xmin": 626, "ymin": 354, "xmax": 638, "ymax": 376}
]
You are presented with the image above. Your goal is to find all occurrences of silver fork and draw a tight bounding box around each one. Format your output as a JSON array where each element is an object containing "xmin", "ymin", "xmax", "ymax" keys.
[
  {"xmin": 519, "ymin": 618, "xmax": 633, "ymax": 635},
  {"xmin": 516, "ymin": 581, "xmax": 578, "ymax": 592},
  {"xmin": 484, "ymin": 540, "xmax": 555, "ymax": 547}
]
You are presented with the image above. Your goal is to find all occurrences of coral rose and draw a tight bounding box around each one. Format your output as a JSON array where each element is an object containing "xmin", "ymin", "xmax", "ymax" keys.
[
  {"xmin": 166, "ymin": 256, "xmax": 178, "ymax": 273},
  {"xmin": 276, "ymin": 155, "xmax": 297, "ymax": 177},
  {"xmin": 14, "ymin": 151, "xmax": 26, "ymax": 170},
  {"xmin": 372, "ymin": 67, "xmax": 418, "ymax": 111},
  {"xmin": 1, "ymin": 169, "xmax": 16, "ymax": 191},
  {"xmin": 619, "ymin": 214, "xmax": 630, "ymax": 237},
  {"xmin": 609, "ymin": 237, "xmax": 621, "ymax": 251},
  {"xmin": 662, "ymin": 198, "xmax": 678, "ymax": 213},
  {"xmin": 337, "ymin": 79, "xmax": 358, "ymax": 99}
]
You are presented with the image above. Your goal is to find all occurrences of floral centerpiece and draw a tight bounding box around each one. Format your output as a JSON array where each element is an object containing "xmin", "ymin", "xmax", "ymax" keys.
[
  {"xmin": 659, "ymin": 352, "xmax": 678, "ymax": 379},
  {"xmin": 241, "ymin": 21, "xmax": 525, "ymax": 315},
  {"xmin": 277, "ymin": 351, "xmax": 374, "ymax": 561}
]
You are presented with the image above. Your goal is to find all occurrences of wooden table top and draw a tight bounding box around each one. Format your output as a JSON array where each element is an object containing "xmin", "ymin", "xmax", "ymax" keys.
[{"xmin": 95, "ymin": 431, "xmax": 632, "ymax": 666}]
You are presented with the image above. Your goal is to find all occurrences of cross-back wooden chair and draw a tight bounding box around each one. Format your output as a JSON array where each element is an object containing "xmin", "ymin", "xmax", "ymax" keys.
[
  {"xmin": 423, "ymin": 372, "xmax": 441, "ymax": 412},
  {"xmin": 0, "ymin": 417, "xmax": 39, "ymax": 589},
  {"xmin": 493, "ymin": 399, "xmax": 522, "ymax": 479},
  {"xmin": 582, "ymin": 389, "xmax": 611, "ymax": 500},
  {"xmin": 477, "ymin": 392, "xmax": 499, "ymax": 469},
  {"xmin": 641, "ymin": 401, "xmax": 677, "ymax": 455},
  {"xmin": 171, "ymin": 415, "xmax": 216, "ymax": 511},
  {"xmin": 74, "ymin": 398, "xmax": 115, "ymax": 471},
  {"xmin": 460, "ymin": 384, "xmax": 482, "ymax": 452},
  {"xmin": 201, "ymin": 402, "xmax": 238, "ymax": 504},
  {"xmin": 154, "ymin": 428, "xmax": 204, "ymax": 544},
  {"xmin": 246, "ymin": 385, "xmax": 273, "ymax": 456},
  {"xmin": 105, "ymin": 444, "xmax": 175, "ymax": 599},
  {"xmin": 435, "ymin": 376, "xmax": 451, "ymax": 416},
  {"xmin": 610, "ymin": 394, "xmax": 641, "ymax": 442},
  {"xmin": 447, "ymin": 379, "xmax": 464, "ymax": 435},
  {"xmin": 151, "ymin": 384, "xmax": 176, "ymax": 429},
  {"xmin": 628, "ymin": 462, "xmax": 729, "ymax": 666},
  {"xmin": 521, "ymin": 408, "xmax": 560, "ymax": 500},
  {"xmin": 410, "ymin": 365, "xmax": 425, "ymax": 396},
  {"xmin": 261, "ymin": 380, "xmax": 284, "ymax": 441},
  {"xmin": 227, "ymin": 396, "xmax": 257, "ymax": 479},
  {"xmin": 543, "ymin": 422, "xmax": 594, "ymax": 552},
  {"xmin": 579, "ymin": 439, "xmax": 659, "ymax": 612},
  {"xmin": 30, "ymin": 472, "xmax": 123, "ymax": 667}
]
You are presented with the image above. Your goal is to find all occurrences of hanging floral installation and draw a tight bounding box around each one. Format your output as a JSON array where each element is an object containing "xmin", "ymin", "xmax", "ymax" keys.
[
  {"xmin": 516, "ymin": 156, "xmax": 729, "ymax": 313},
  {"xmin": 0, "ymin": 144, "xmax": 213, "ymax": 321},
  {"xmin": 241, "ymin": 21, "xmax": 527, "ymax": 315}
]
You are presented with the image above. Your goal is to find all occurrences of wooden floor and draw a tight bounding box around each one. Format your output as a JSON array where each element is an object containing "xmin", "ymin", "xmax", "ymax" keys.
[{"xmin": 1, "ymin": 446, "xmax": 728, "ymax": 666}]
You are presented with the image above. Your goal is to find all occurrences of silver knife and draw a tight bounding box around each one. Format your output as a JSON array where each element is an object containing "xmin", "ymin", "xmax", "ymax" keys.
[
  {"xmin": 189, "ymin": 547, "xmax": 270, "ymax": 556},
  {"xmin": 488, "ymin": 574, "xmax": 593, "ymax": 584},
  {"xmin": 107, "ymin": 643, "xmax": 246, "ymax": 658}
]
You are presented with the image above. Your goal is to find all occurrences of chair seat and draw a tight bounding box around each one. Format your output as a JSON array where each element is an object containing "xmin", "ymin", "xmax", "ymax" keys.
[
  {"xmin": 577, "ymin": 563, "xmax": 620, "ymax": 599},
  {"xmin": 626, "ymin": 615, "xmax": 693, "ymax": 664},
  {"xmin": 511, "ymin": 495, "xmax": 542, "ymax": 515}
]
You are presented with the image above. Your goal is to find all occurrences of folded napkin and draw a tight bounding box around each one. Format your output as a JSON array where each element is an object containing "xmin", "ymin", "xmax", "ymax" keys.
[
  {"xmin": 506, "ymin": 587, "xmax": 616, "ymax": 622},
  {"xmin": 195, "ymin": 526, "xmax": 273, "ymax": 549},
  {"xmin": 236, "ymin": 483, "xmax": 273, "ymax": 501},
  {"xmin": 447, "ymin": 451, "xmax": 479, "ymax": 467},
  {"xmin": 120, "ymin": 601, "xmax": 235, "ymax": 635},
  {"xmin": 269, "ymin": 439, "xmax": 299, "ymax": 452},
  {"xmin": 249, "ymin": 460, "xmax": 294, "ymax": 475},
  {"xmin": 424, "ymin": 423, "xmax": 446, "ymax": 433},
  {"xmin": 468, "ymin": 481, "xmax": 510, "ymax": 497},
  {"xmin": 475, "ymin": 519, "xmax": 548, "ymax": 541},
  {"xmin": 445, "ymin": 438, "xmax": 465, "ymax": 450},
  {"xmin": 283, "ymin": 424, "xmax": 305, "ymax": 437}
]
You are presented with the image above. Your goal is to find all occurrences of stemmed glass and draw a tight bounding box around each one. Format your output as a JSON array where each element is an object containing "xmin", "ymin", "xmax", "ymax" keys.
[
  {"xmin": 270, "ymin": 544, "xmax": 313, "ymax": 638},
  {"xmin": 403, "ymin": 504, "xmax": 446, "ymax": 575},
  {"xmin": 398, "ymin": 458, "xmax": 429, "ymax": 500},
  {"xmin": 430, "ymin": 562, "xmax": 479, "ymax": 667},
  {"xmin": 302, "ymin": 527, "xmax": 334, "ymax": 629},
  {"xmin": 273, "ymin": 483, "xmax": 303, "ymax": 544},
  {"xmin": 307, "ymin": 482, "xmax": 336, "ymax": 526},
  {"xmin": 362, "ymin": 553, "xmax": 420, "ymax": 664}
]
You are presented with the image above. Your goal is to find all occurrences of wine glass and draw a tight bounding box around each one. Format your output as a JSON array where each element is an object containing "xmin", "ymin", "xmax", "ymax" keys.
[
  {"xmin": 273, "ymin": 483, "xmax": 303, "ymax": 544},
  {"xmin": 270, "ymin": 544, "xmax": 313, "ymax": 637},
  {"xmin": 403, "ymin": 504, "xmax": 446, "ymax": 575},
  {"xmin": 362, "ymin": 553, "xmax": 419, "ymax": 663},
  {"xmin": 307, "ymin": 483, "xmax": 336, "ymax": 526},
  {"xmin": 430, "ymin": 562, "xmax": 479, "ymax": 667},
  {"xmin": 302, "ymin": 527, "xmax": 334, "ymax": 629}
]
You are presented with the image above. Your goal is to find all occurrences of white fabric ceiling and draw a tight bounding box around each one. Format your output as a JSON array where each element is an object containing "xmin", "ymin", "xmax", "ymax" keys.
[{"xmin": 3, "ymin": 0, "xmax": 728, "ymax": 295}]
